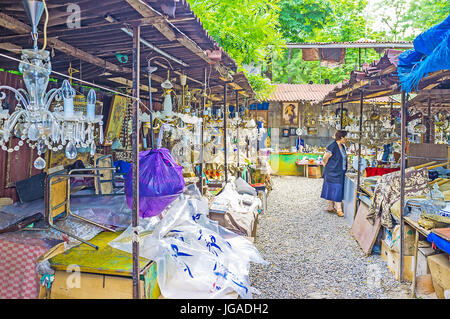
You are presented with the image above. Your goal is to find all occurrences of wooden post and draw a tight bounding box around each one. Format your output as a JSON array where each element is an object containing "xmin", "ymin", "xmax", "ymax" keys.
[
  {"xmin": 340, "ymin": 102, "xmax": 344, "ymax": 129},
  {"xmin": 131, "ymin": 24, "xmax": 141, "ymax": 299}
]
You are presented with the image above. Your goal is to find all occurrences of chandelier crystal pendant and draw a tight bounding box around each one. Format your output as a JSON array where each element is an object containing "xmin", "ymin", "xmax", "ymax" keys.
[{"xmin": 0, "ymin": 0, "xmax": 103, "ymax": 170}]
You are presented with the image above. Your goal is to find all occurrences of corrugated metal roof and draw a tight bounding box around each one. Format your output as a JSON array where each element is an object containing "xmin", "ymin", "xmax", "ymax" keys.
[
  {"xmin": 286, "ymin": 41, "xmax": 413, "ymax": 49},
  {"xmin": 267, "ymin": 84, "xmax": 337, "ymax": 102}
]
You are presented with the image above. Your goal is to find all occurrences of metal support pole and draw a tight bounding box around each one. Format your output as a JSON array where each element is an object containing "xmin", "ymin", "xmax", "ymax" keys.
[
  {"xmin": 148, "ymin": 68, "xmax": 154, "ymax": 149},
  {"xmin": 355, "ymin": 91, "xmax": 364, "ymax": 219},
  {"xmin": 223, "ymin": 83, "xmax": 228, "ymax": 183},
  {"xmin": 426, "ymin": 97, "xmax": 431, "ymax": 143},
  {"xmin": 200, "ymin": 68, "xmax": 207, "ymax": 193},
  {"xmin": 399, "ymin": 91, "xmax": 408, "ymax": 282},
  {"xmin": 340, "ymin": 102, "xmax": 344, "ymax": 129},
  {"xmin": 236, "ymin": 91, "xmax": 240, "ymax": 176},
  {"xmin": 131, "ymin": 24, "xmax": 141, "ymax": 299}
]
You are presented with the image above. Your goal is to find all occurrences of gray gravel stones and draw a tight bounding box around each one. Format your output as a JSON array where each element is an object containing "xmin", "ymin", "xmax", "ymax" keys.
[{"xmin": 249, "ymin": 176, "xmax": 410, "ymax": 299}]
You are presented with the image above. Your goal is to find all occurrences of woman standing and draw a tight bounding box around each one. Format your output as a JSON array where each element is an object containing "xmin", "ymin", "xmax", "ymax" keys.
[{"xmin": 321, "ymin": 130, "xmax": 348, "ymax": 217}]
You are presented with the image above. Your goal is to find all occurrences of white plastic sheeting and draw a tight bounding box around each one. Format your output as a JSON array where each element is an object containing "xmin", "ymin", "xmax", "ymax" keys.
[{"xmin": 109, "ymin": 184, "xmax": 267, "ymax": 299}]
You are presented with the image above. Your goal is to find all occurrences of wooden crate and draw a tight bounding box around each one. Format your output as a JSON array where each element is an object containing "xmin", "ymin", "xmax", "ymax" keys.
[
  {"xmin": 381, "ymin": 240, "xmax": 414, "ymax": 282},
  {"xmin": 427, "ymin": 253, "xmax": 450, "ymax": 299},
  {"xmin": 49, "ymin": 262, "xmax": 158, "ymax": 299},
  {"xmin": 308, "ymin": 165, "xmax": 322, "ymax": 178},
  {"xmin": 47, "ymin": 231, "xmax": 160, "ymax": 299}
]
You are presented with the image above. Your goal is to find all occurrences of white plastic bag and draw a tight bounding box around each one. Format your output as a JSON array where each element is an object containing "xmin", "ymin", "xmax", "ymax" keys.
[{"xmin": 109, "ymin": 184, "xmax": 267, "ymax": 299}]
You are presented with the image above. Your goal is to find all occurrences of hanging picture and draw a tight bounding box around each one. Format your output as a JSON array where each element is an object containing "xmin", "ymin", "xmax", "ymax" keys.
[
  {"xmin": 282, "ymin": 128, "xmax": 290, "ymax": 137},
  {"xmin": 289, "ymin": 127, "xmax": 297, "ymax": 136},
  {"xmin": 281, "ymin": 102, "xmax": 299, "ymax": 126},
  {"xmin": 104, "ymin": 95, "xmax": 131, "ymax": 146}
]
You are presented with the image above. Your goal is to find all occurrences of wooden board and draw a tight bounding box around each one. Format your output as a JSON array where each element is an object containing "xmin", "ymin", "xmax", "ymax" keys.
[
  {"xmin": 94, "ymin": 155, "xmax": 114, "ymax": 195},
  {"xmin": 427, "ymin": 253, "xmax": 450, "ymax": 299},
  {"xmin": 432, "ymin": 228, "xmax": 450, "ymax": 242},
  {"xmin": 350, "ymin": 201, "xmax": 381, "ymax": 256},
  {"xmin": 49, "ymin": 231, "xmax": 150, "ymax": 277},
  {"xmin": 407, "ymin": 143, "xmax": 448, "ymax": 168},
  {"xmin": 50, "ymin": 176, "xmax": 67, "ymax": 218}
]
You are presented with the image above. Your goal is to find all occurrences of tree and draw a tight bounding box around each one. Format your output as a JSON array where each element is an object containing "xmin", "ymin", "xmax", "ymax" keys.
[
  {"xmin": 278, "ymin": 0, "xmax": 334, "ymax": 43},
  {"xmin": 190, "ymin": 0, "xmax": 286, "ymax": 100},
  {"xmin": 273, "ymin": 0, "xmax": 382, "ymax": 84}
]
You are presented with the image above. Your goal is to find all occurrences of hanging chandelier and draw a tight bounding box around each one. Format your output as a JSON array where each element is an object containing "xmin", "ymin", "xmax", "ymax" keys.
[{"xmin": 0, "ymin": 0, "xmax": 103, "ymax": 169}]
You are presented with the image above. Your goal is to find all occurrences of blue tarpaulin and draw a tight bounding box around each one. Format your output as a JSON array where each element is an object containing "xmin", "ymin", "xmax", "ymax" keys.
[
  {"xmin": 427, "ymin": 232, "xmax": 450, "ymax": 254},
  {"xmin": 397, "ymin": 14, "xmax": 450, "ymax": 93}
]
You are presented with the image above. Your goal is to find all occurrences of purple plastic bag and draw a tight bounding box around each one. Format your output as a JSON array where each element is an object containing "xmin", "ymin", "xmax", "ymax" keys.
[{"xmin": 125, "ymin": 148, "xmax": 185, "ymax": 218}]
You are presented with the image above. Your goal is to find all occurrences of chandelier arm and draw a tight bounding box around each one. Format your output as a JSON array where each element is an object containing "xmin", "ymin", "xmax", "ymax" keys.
[
  {"xmin": 16, "ymin": 89, "xmax": 30, "ymax": 105},
  {"xmin": 0, "ymin": 86, "xmax": 29, "ymax": 111},
  {"xmin": 3, "ymin": 109, "xmax": 26, "ymax": 133},
  {"xmin": 43, "ymin": 88, "xmax": 62, "ymax": 111}
]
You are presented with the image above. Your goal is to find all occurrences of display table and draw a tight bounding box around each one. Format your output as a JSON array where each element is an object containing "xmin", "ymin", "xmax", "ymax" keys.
[{"xmin": 269, "ymin": 152, "xmax": 323, "ymax": 176}]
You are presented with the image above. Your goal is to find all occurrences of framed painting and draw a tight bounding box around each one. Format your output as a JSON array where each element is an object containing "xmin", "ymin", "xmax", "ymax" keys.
[
  {"xmin": 48, "ymin": 149, "xmax": 90, "ymax": 169},
  {"xmin": 281, "ymin": 102, "xmax": 299, "ymax": 126},
  {"xmin": 282, "ymin": 128, "xmax": 290, "ymax": 137},
  {"xmin": 104, "ymin": 95, "xmax": 130, "ymax": 146},
  {"xmin": 289, "ymin": 127, "xmax": 297, "ymax": 136}
]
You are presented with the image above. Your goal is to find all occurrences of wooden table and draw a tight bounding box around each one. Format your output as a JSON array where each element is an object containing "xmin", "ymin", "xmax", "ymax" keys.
[{"xmin": 295, "ymin": 162, "xmax": 322, "ymax": 178}]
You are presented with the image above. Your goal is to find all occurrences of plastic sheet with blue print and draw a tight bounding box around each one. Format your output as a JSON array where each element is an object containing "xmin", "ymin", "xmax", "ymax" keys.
[{"xmin": 109, "ymin": 184, "xmax": 268, "ymax": 299}]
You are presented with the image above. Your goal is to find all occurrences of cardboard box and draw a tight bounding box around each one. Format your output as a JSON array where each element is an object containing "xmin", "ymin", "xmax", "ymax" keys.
[
  {"xmin": 308, "ymin": 166, "xmax": 322, "ymax": 178},
  {"xmin": 427, "ymin": 253, "xmax": 450, "ymax": 299},
  {"xmin": 383, "ymin": 224, "xmax": 416, "ymax": 256},
  {"xmin": 381, "ymin": 240, "xmax": 414, "ymax": 282},
  {"xmin": 417, "ymin": 246, "xmax": 438, "ymax": 276}
]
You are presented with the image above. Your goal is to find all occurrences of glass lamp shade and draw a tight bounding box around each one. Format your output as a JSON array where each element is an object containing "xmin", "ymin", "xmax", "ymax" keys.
[
  {"xmin": 162, "ymin": 93, "xmax": 173, "ymax": 117},
  {"xmin": 86, "ymin": 89, "xmax": 96, "ymax": 121},
  {"xmin": 19, "ymin": 49, "xmax": 51, "ymax": 111},
  {"xmin": 161, "ymin": 80, "xmax": 173, "ymax": 90}
]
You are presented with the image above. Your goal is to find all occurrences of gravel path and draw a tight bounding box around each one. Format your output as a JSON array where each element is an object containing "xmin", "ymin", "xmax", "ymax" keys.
[{"xmin": 249, "ymin": 176, "xmax": 411, "ymax": 299}]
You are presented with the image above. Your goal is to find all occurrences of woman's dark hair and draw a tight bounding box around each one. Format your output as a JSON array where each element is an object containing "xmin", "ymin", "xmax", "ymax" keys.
[{"xmin": 335, "ymin": 130, "xmax": 348, "ymax": 141}]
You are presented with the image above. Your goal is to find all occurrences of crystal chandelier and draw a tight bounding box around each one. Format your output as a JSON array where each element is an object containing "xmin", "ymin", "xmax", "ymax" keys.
[{"xmin": 0, "ymin": 0, "xmax": 103, "ymax": 169}]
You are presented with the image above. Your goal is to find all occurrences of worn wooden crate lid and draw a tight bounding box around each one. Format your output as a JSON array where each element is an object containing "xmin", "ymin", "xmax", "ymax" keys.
[{"xmin": 49, "ymin": 231, "xmax": 151, "ymax": 277}]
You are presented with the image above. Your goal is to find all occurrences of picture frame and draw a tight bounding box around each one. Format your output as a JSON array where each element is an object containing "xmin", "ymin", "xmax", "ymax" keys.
[
  {"xmin": 281, "ymin": 102, "xmax": 299, "ymax": 126},
  {"xmin": 282, "ymin": 128, "xmax": 290, "ymax": 137},
  {"xmin": 290, "ymin": 127, "xmax": 297, "ymax": 136},
  {"xmin": 104, "ymin": 95, "xmax": 131, "ymax": 146}
]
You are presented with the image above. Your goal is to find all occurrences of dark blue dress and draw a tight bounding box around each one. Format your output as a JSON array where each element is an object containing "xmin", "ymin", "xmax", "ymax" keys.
[{"xmin": 321, "ymin": 141, "xmax": 347, "ymax": 202}]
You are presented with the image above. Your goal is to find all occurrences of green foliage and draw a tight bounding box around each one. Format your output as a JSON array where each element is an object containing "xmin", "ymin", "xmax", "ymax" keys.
[
  {"xmin": 190, "ymin": 0, "xmax": 285, "ymax": 100},
  {"xmin": 190, "ymin": 0, "xmax": 449, "ymax": 94},
  {"xmin": 273, "ymin": 0, "xmax": 381, "ymax": 84},
  {"xmin": 278, "ymin": 0, "xmax": 334, "ymax": 42},
  {"xmin": 378, "ymin": 0, "xmax": 450, "ymax": 40}
]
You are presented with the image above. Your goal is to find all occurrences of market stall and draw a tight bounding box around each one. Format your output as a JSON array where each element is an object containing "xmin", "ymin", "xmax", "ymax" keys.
[{"xmin": 319, "ymin": 15, "xmax": 450, "ymax": 298}]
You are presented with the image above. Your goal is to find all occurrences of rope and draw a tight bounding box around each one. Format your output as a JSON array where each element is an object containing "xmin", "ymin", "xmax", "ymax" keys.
[{"xmin": 40, "ymin": 0, "xmax": 49, "ymax": 52}]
